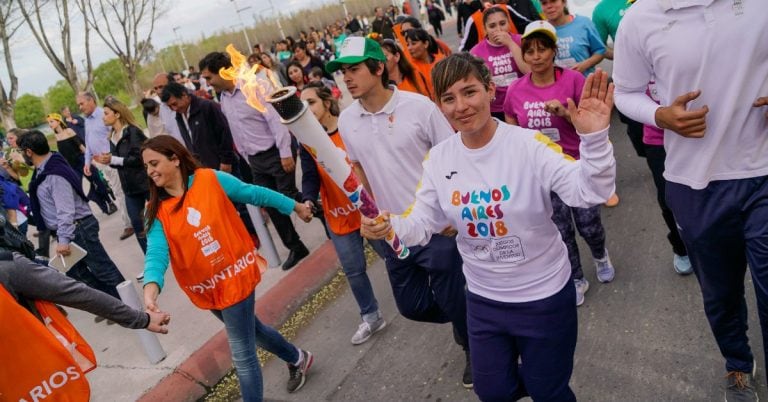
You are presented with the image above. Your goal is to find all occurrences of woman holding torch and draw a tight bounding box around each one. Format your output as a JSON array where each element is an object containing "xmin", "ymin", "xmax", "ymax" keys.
[{"xmin": 361, "ymin": 53, "xmax": 616, "ymax": 401}]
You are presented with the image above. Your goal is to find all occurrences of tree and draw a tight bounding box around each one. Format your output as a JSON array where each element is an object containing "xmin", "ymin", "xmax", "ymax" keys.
[
  {"xmin": 14, "ymin": 94, "xmax": 45, "ymax": 129},
  {"xmin": 93, "ymin": 58, "xmax": 130, "ymax": 99},
  {"xmin": 80, "ymin": 0, "xmax": 165, "ymax": 102},
  {"xmin": 0, "ymin": 1, "xmax": 24, "ymax": 130},
  {"xmin": 43, "ymin": 80, "xmax": 77, "ymax": 115},
  {"xmin": 18, "ymin": 0, "xmax": 94, "ymax": 93}
]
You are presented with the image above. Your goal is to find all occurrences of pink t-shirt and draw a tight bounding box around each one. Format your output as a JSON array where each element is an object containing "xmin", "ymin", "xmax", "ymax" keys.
[
  {"xmin": 503, "ymin": 68, "xmax": 585, "ymax": 159},
  {"xmin": 642, "ymin": 81, "xmax": 663, "ymax": 146},
  {"xmin": 470, "ymin": 33, "xmax": 523, "ymax": 113}
]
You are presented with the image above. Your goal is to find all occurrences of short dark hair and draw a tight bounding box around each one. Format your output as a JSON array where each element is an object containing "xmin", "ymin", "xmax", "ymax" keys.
[
  {"xmin": 309, "ymin": 66, "xmax": 324, "ymax": 78},
  {"xmin": 77, "ymin": 91, "xmax": 96, "ymax": 102},
  {"xmin": 363, "ymin": 59, "xmax": 389, "ymax": 88},
  {"xmin": 17, "ymin": 130, "xmax": 50, "ymax": 156},
  {"xmin": 198, "ymin": 52, "xmax": 232, "ymax": 74},
  {"xmin": 521, "ymin": 32, "xmax": 558, "ymax": 58},
  {"xmin": 160, "ymin": 81, "xmax": 189, "ymax": 102},
  {"xmin": 141, "ymin": 98, "xmax": 159, "ymax": 114},
  {"xmin": 292, "ymin": 41, "xmax": 308, "ymax": 53},
  {"xmin": 432, "ymin": 53, "xmax": 492, "ymax": 102},
  {"xmin": 482, "ymin": 6, "xmax": 509, "ymax": 25},
  {"xmin": 400, "ymin": 16, "xmax": 422, "ymax": 29}
]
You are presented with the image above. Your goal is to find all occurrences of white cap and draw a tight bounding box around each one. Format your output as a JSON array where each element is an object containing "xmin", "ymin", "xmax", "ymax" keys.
[{"xmin": 522, "ymin": 20, "xmax": 558, "ymax": 43}]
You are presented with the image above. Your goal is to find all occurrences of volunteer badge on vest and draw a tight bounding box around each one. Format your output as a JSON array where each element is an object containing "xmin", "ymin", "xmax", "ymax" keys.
[{"xmin": 187, "ymin": 207, "xmax": 202, "ymax": 227}]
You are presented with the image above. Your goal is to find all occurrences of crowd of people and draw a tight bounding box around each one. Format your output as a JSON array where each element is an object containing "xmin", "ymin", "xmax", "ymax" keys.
[{"xmin": 2, "ymin": 0, "xmax": 767, "ymax": 401}]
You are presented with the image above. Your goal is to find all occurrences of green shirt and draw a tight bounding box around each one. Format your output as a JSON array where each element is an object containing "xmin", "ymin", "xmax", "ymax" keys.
[
  {"xmin": 592, "ymin": 0, "xmax": 632, "ymax": 45},
  {"xmin": 531, "ymin": 0, "xmax": 542, "ymax": 15}
]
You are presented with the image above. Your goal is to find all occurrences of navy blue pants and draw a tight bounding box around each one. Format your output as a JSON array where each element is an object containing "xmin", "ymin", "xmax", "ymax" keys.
[
  {"xmin": 667, "ymin": 176, "xmax": 768, "ymax": 375},
  {"xmin": 371, "ymin": 235, "xmax": 469, "ymax": 348},
  {"xmin": 467, "ymin": 283, "xmax": 577, "ymax": 402}
]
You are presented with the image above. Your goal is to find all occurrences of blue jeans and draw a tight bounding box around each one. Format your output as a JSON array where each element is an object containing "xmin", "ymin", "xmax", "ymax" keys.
[
  {"xmin": 124, "ymin": 192, "xmax": 148, "ymax": 253},
  {"xmin": 328, "ymin": 229, "xmax": 380, "ymax": 322},
  {"xmin": 211, "ymin": 292, "xmax": 300, "ymax": 402},
  {"xmin": 67, "ymin": 215, "xmax": 125, "ymax": 299}
]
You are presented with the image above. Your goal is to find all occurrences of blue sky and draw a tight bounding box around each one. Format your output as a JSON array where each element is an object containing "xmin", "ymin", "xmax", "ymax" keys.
[{"xmin": 3, "ymin": 0, "xmax": 336, "ymax": 96}]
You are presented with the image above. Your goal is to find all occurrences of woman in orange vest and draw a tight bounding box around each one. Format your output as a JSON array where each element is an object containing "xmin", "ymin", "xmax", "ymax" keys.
[
  {"xmin": 380, "ymin": 39, "xmax": 433, "ymax": 100},
  {"xmin": 298, "ymin": 82, "xmax": 387, "ymax": 345},
  {"xmin": 0, "ymin": 253, "xmax": 170, "ymax": 402},
  {"xmin": 140, "ymin": 136, "xmax": 315, "ymax": 402},
  {"xmin": 404, "ymin": 28, "xmax": 446, "ymax": 97}
]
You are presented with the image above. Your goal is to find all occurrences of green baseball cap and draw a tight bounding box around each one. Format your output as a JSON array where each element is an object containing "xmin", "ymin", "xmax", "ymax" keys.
[{"xmin": 325, "ymin": 37, "xmax": 386, "ymax": 74}]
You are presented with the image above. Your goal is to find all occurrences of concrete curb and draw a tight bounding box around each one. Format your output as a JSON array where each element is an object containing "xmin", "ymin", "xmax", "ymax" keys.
[{"xmin": 137, "ymin": 240, "xmax": 340, "ymax": 402}]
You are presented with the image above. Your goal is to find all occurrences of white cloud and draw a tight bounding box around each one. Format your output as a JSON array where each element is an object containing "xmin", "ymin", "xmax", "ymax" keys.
[{"xmin": 2, "ymin": 0, "xmax": 334, "ymax": 96}]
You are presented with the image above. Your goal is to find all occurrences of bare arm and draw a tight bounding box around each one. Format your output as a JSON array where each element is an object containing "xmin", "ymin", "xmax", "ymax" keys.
[{"xmin": 572, "ymin": 53, "xmax": 604, "ymax": 74}]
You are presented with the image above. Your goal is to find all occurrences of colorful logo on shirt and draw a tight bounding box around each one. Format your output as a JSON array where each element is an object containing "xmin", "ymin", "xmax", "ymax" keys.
[{"xmin": 451, "ymin": 185, "xmax": 510, "ymax": 238}]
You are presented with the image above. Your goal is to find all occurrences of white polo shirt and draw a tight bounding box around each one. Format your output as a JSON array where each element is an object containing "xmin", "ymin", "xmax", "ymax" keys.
[
  {"xmin": 339, "ymin": 87, "xmax": 455, "ymax": 214},
  {"xmin": 613, "ymin": 0, "xmax": 768, "ymax": 189}
]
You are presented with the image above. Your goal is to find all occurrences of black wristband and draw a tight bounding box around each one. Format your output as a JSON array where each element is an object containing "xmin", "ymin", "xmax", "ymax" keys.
[{"xmin": 143, "ymin": 312, "xmax": 151, "ymax": 329}]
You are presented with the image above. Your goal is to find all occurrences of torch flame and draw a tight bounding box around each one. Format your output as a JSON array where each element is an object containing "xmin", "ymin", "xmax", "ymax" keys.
[{"xmin": 220, "ymin": 44, "xmax": 282, "ymax": 113}]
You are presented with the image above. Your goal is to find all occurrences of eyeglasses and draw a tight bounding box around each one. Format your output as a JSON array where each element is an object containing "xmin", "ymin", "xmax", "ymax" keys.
[{"xmin": 153, "ymin": 84, "xmax": 164, "ymax": 91}]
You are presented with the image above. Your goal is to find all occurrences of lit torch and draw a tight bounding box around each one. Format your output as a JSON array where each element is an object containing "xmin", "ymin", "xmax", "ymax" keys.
[{"xmin": 219, "ymin": 45, "xmax": 410, "ymax": 259}]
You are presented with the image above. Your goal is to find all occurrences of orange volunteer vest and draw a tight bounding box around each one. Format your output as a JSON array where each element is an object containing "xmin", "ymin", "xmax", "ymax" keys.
[
  {"xmin": 397, "ymin": 70, "xmax": 433, "ymax": 100},
  {"xmin": 302, "ymin": 131, "xmax": 361, "ymax": 236},
  {"xmin": 157, "ymin": 168, "xmax": 266, "ymax": 310},
  {"xmin": 472, "ymin": 5, "xmax": 518, "ymax": 40},
  {"xmin": 0, "ymin": 285, "xmax": 95, "ymax": 402},
  {"xmin": 412, "ymin": 52, "xmax": 445, "ymax": 98}
]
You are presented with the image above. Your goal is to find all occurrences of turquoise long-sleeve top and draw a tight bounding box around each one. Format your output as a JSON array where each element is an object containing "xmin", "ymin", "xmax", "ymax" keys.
[{"xmin": 143, "ymin": 170, "xmax": 296, "ymax": 290}]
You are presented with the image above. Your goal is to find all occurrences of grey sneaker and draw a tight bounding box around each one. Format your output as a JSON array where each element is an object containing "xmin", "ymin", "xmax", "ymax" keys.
[
  {"xmin": 574, "ymin": 278, "xmax": 590, "ymax": 307},
  {"xmin": 286, "ymin": 349, "xmax": 313, "ymax": 393},
  {"xmin": 673, "ymin": 254, "xmax": 693, "ymax": 275},
  {"xmin": 725, "ymin": 364, "xmax": 758, "ymax": 402},
  {"xmin": 351, "ymin": 318, "xmax": 387, "ymax": 345},
  {"xmin": 595, "ymin": 249, "xmax": 615, "ymax": 283}
]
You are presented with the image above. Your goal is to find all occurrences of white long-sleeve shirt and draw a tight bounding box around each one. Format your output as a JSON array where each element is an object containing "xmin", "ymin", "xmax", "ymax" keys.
[
  {"xmin": 391, "ymin": 122, "xmax": 615, "ymax": 303},
  {"xmin": 613, "ymin": 0, "xmax": 768, "ymax": 189}
]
